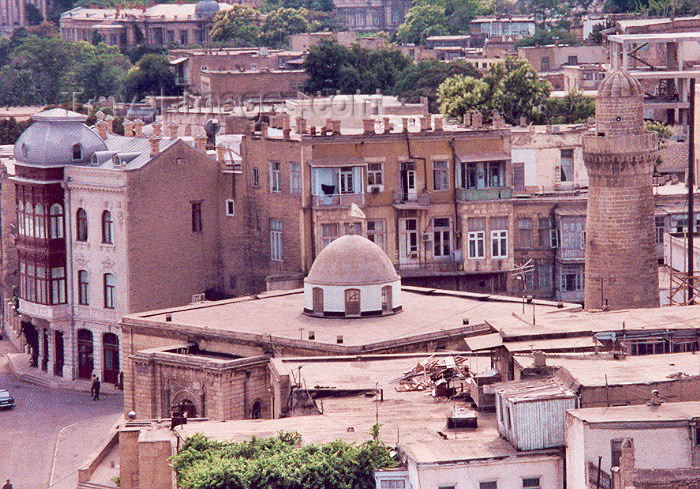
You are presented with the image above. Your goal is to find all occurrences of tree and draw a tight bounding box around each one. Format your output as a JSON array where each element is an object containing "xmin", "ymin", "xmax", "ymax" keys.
[
  {"xmin": 413, "ymin": 0, "xmax": 479, "ymax": 35},
  {"xmin": 210, "ymin": 5, "xmax": 262, "ymax": 46},
  {"xmin": 0, "ymin": 117, "xmax": 32, "ymax": 144},
  {"xmin": 394, "ymin": 59, "xmax": 481, "ymax": 112},
  {"xmin": 515, "ymin": 28, "xmax": 580, "ymax": 47},
  {"xmin": 483, "ymin": 57, "xmax": 551, "ymax": 124},
  {"xmin": 260, "ymin": 8, "xmax": 310, "ymax": 48},
  {"xmin": 540, "ymin": 90, "xmax": 595, "ymax": 124},
  {"xmin": 24, "ymin": 2, "xmax": 44, "ymax": 26},
  {"xmin": 396, "ymin": 4, "xmax": 449, "ymax": 45},
  {"xmin": 437, "ymin": 75, "xmax": 489, "ymax": 123},
  {"xmin": 263, "ymin": 0, "xmax": 334, "ymax": 12},
  {"xmin": 122, "ymin": 54, "xmax": 177, "ymax": 101},
  {"xmin": 171, "ymin": 432, "xmax": 398, "ymax": 489}
]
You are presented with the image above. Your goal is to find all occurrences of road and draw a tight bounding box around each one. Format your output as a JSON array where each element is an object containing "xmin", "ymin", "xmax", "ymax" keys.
[{"xmin": 0, "ymin": 338, "xmax": 123, "ymax": 489}]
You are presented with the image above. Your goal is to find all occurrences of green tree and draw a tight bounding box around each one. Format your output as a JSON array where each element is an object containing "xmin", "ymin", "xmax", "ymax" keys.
[
  {"xmin": 171, "ymin": 432, "xmax": 397, "ymax": 489},
  {"xmin": 437, "ymin": 75, "xmax": 489, "ymax": 122},
  {"xmin": 0, "ymin": 117, "xmax": 32, "ymax": 144},
  {"xmin": 394, "ymin": 59, "xmax": 481, "ymax": 112},
  {"xmin": 515, "ymin": 28, "xmax": 580, "ymax": 47},
  {"xmin": 396, "ymin": 4, "xmax": 449, "ymax": 45},
  {"xmin": 540, "ymin": 90, "xmax": 595, "ymax": 124},
  {"xmin": 24, "ymin": 2, "xmax": 44, "ymax": 25},
  {"xmin": 210, "ymin": 5, "xmax": 262, "ymax": 46},
  {"xmin": 260, "ymin": 8, "xmax": 310, "ymax": 48},
  {"xmin": 122, "ymin": 54, "xmax": 177, "ymax": 101},
  {"xmin": 263, "ymin": 0, "xmax": 334, "ymax": 12},
  {"xmin": 413, "ymin": 0, "xmax": 479, "ymax": 35}
]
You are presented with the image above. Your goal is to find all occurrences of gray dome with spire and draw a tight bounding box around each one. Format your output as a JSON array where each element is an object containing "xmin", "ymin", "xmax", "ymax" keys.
[
  {"xmin": 195, "ymin": 0, "xmax": 220, "ymax": 18},
  {"xmin": 14, "ymin": 109, "xmax": 107, "ymax": 166}
]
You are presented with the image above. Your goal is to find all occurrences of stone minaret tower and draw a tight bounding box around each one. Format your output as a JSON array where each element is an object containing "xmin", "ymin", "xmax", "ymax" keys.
[{"xmin": 583, "ymin": 70, "xmax": 659, "ymax": 310}]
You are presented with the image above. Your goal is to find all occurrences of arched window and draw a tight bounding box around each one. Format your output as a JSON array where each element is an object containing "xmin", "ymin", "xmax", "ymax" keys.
[
  {"xmin": 25, "ymin": 200, "xmax": 33, "ymax": 237},
  {"xmin": 101, "ymin": 211, "xmax": 113, "ymax": 244},
  {"xmin": 381, "ymin": 286, "xmax": 392, "ymax": 313},
  {"xmin": 76, "ymin": 208, "xmax": 88, "ymax": 241},
  {"xmin": 17, "ymin": 201, "xmax": 24, "ymax": 235},
  {"xmin": 78, "ymin": 270, "xmax": 89, "ymax": 305},
  {"xmin": 72, "ymin": 143, "xmax": 82, "ymax": 161},
  {"xmin": 34, "ymin": 203, "xmax": 45, "ymax": 239},
  {"xmin": 103, "ymin": 273, "xmax": 115, "ymax": 309},
  {"xmin": 251, "ymin": 400, "xmax": 262, "ymax": 419},
  {"xmin": 49, "ymin": 204, "xmax": 64, "ymax": 239}
]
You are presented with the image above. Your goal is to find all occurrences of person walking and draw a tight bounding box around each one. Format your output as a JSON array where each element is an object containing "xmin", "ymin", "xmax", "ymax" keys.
[
  {"xmin": 90, "ymin": 374, "xmax": 96, "ymax": 399},
  {"xmin": 3, "ymin": 479, "xmax": 13, "ymax": 489},
  {"xmin": 91, "ymin": 375, "xmax": 101, "ymax": 401}
]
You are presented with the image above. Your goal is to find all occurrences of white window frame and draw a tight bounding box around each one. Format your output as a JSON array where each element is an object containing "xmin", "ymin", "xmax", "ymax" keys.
[
  {"xmin": 367, "ymin": 162, "xmax": 384, "ymax": 187},
  {"xmin": 270, "ymin": 219, "xmax": 283, "ymax": 262},
  {"xmin": 468, "ymin": 231, "xmax": 485, "ymax": 259},
  {"xmin": 225, "ymin": 199, "xmax": 235, "ymax": 217},
  {"xmin": 290, "ymin": 162, "xmax": 301, "ymax": 195},
  {"xmin": 340, "ymin": 167, "xmax": 355, "ymax": 194},
  {"xmin": 269, "ymin": 162, "xmax": 281, "ymax": 193},
  {"xmin": 366, "ymin": 219, "xmax": 385, "ymax": 250},
  {"xmin": 491, "ymin": 230, "xmax": 508, "ymax": 259},
  {"xmin": 433, "ymin": 160, "xmax": 449, "ymax": 191}
]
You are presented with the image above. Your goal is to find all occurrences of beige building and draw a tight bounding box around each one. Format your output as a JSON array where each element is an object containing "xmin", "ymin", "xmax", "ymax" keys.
[
  {"xmin": 60, "ymin": 1, "xmax": 236, "ymax": 48},
  {"xmin": 0, "ymin": 0, "xmax": 48, "ymax": 34},
  {"xmin": 518, "ymin": 44, "xmax": 607, "ymax": 74}
]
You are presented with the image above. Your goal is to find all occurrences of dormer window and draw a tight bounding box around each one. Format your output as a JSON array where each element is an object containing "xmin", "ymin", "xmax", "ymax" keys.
[
  {"xmin": 91, "ymin": 154, "xmax": 98, "ymax": 165},
  {"xmin": 72, "ymin": 143, "xmax": 82, "ymax": 161}
]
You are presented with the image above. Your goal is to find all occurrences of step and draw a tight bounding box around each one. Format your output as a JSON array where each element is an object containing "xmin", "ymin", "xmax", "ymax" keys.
[{"xmin": 77, "ymin": 482, "xmax": 117, "ymax": 489}]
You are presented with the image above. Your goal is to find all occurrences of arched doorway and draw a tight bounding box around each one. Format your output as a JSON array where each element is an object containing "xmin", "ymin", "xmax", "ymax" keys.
[
  {"xmin": 102, "ymin": 333, "xmax": 119, "ymax": 384},
  {"xmin": 77, "ymin": 329, "xmax": 93, "ymax": 379},
  {"xmin": 21, "ymin": 321, "xmax": 38, "ymax": 368},
  {"xmin": 251, "ymin": 400, "xmax": 262, "ymax": 419},
  {"xmin": 179, "ymin": 400, "xmax": 197, "ymax": 418}
]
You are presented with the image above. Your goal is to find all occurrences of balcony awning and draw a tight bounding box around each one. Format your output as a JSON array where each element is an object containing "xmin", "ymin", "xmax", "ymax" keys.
[
  {"xmin": 169, "ymin": 57, "xmax": 188, "ymax": 65},
  {"xmin": 457, "ymin": 152, "xmax": 510, "ymax": 163},
  {"xmin": 309, "ymin": 158, "xmax": 365, "ymax": 168}
]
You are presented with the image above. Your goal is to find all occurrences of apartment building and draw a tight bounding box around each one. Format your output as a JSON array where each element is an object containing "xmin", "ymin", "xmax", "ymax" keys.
[
  {"xmin": 333, "ymin": 0, "xmax": 412, "ymax": 33},
  {"xmin": 518, "ymin": 44, "xmax": 607, "ymax": 73}
]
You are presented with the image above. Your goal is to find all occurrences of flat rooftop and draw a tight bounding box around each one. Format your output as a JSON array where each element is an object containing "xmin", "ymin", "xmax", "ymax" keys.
[
  {"xmin": 567, "ymin": 400, "xmax": 700, "ymax": 423},
  {"xmin": 516, "ymin": 351, "xmax": 700, "ymax": 387},
  {"xmin": 173, "ymin": 354, "xmax": 558, "ymax": 464},
  {"xmin": 124, "ymin": 287, "xmax": 569, "ymax": 350}
]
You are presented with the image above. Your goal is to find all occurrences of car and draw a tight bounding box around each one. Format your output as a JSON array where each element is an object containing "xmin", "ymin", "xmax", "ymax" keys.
[{"xmin": 0, "ymin": 389, "xmax": 14, "ymax": 409}]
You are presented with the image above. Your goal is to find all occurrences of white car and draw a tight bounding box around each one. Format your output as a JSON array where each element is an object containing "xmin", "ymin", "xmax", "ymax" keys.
[{"xmin": 0, "ymin": 389, "xmax": 15, "ymax": 409}]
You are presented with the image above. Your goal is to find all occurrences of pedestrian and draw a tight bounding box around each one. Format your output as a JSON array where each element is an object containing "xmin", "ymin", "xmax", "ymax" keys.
[
  {"xmin": 93, "ymin": 376, "xmax": 101, "ymax": 401},
  {"xmin": 90, "ymin": 374, "xmax": 96, "ymax": 399},
  {"xmin": 2, "ymin": 479, "xmax": 12, "ymax": 489}
]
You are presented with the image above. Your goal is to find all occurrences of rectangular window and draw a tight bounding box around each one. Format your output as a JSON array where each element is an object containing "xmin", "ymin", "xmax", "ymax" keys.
[
  {"xmin": 433, "ymin": 160, "xmax": 449, "ymax": 191},
  {"xmin": 366, "ymin": 220, "xmax": 385, "ymax": 250},
  {"xmin": 290, "ymin": 163, "xmax": 301, "ymax": 195},
  {"xmin": 655, "ymin": 216, "xmax": 665, "ymax": 243},
  {"xmin": 51, "ymin": 267, "xmax": 66, "ymax": 305},
  {"xmin": 368, "ymin": 163, "xmax": 383, "ymax": 186},
  {"xmin": 567, "ymin": 55, "xmax": 578, "ymax": 65},
  {"xmin": 541, "ymin": 56, "xmax": 550, "ymax": 71},
  {"xmin": 491, "ymin": 230, "xmax": 508, "ymax": 258},
  {"xmin": 270, "ymin": 162, "xmax": 281, "ymax": 193},
  {"xmin": 270, "ymin": 219, "xmax": 283, "ymax": 262},
  {"xmin": 537, "ymin": 263, "xmax": 552, "ymax": 290},
  {"xmin": 518, "ymin": 218, "xmax": 533, "ymax": 248},
  {"xmin": 433, "ymin": 218, "xmax": 451, "ymax": 257},
  {"xmin": 522, "ymin": 478, "xmax": 541, "ymax": 489},
  {"xmin": 611, "ymin": 439, "xmax": 622, "ymax": 468},
  {"xmin": 78, "ymin": 271, "xmax": 89, "ymax": 305},
  {"xmin": 180, "ymin": 30, "xmax": 188, "ymax": 44},
  {"xmin": 321, "ymin": 223, "xmax": 339, "ymax": 249},
  {"xmin": 251, "ymin": 168, "xmax": 261, "ymax": 187},
  {"xmin": 340, "ymin": 167, "xmax": 355, "ymax": 194},
  {"xmin": 379, "ymin": 481, "xmax": 406, "ymax": 489},
  {"xmin": 468, "ymin": 218, "xmax": 486, "ymax": 259},
  {"xmin": 513, "ymin": 162, "xmax": 525, "ymax": 192},
  {"xmin": 225, "ymin": 199, "xmax": 235, "ymax": 217},
  {"xmin": 344, "ymin": 222, "xmax": 362, "ymax": 235},
  {"xmin": 561, "ymin": 267, "xmax": 584, "ymax": 291},
  {"xmin": 560, "ymin": 149, "xmax": 574, "ymax": 182},
  {"xmin": 538, "ymin": 218, "xmax": 552, "ymax": 247},
  {"xmin": 191, "ymin": 202, "xmax": 202, "ymax": 232},
  {"xmin": 480, "ymin": 482, "xmax": 498, "ymax": 489},
  {"xmin": 103, "ymin": 274, "xmax": 115, "ymax": 309}
]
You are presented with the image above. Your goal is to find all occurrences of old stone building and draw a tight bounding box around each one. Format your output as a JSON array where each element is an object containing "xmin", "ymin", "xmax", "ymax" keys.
[
  {"xmin": 583, "ymin": 69, "xmax": 660, "ymax": 310},
  {"xmin": 0, "ymin": 0, "xmax": 48, "ymax": 34}
]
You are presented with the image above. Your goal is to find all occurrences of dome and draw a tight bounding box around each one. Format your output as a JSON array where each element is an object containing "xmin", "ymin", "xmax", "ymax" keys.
[
  {"xmin": 195, "ymin": 0, "xmax": 220, "ymax": 17},
  {"xmin": 305, "ymin": 235, "xmax": 399, "ymax": 287},
  {"xmin": 597, "ymin": 69, "xmax": 643, "ymax": 99},
  {"xmin": 14, "ymin": 109, "xmax": 107, "ymax": 166}
]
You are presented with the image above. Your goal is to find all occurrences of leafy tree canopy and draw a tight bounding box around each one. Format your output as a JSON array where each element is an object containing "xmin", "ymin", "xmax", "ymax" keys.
[
  {"xmin": 538, "ymin": 90, "xmax": 595, "ymax": 124},
  {"xmin": 263, "ymin": 0, "xmax": 334, "ymax": 12},
  {"xmin": 211, "ymin": 5, "xmax": 262, "ymax": 46},
  {"xmin": 396, "ymin": 4, "xmax": 449, "ymax": 45},
  {"xmin": 171, "ymin": 432, "xmax": 398, "ymax": 489},
  {"xmin": 303, "ymin": 40, "xmax": 411, "ymax": 94},
  {"xmin": 260, "ymin": 8, "xmax": 310, "ymax": 48},
  {"xmin": 515, "ymin": 28, "xmax": 579, "ymax": 47},
  {"xmin": 438, "ymin": 75, "xmax": 489, "ymax": 123},
  {"xmin": 122, "ymin": 53, "xmax": 177, "ymax": 101}
]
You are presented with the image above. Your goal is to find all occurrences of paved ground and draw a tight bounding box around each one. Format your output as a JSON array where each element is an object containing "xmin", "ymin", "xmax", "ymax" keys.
[{"xmin": 0, "ymin": 338, "xmax": 123, "ymax": 489}]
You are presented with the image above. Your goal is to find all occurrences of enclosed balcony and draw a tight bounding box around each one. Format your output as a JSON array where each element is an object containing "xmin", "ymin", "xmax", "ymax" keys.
[
  {"xmin": 311, "ymin": 164, "xmax": 365, "ymax": 209},
  {"xmin": 455, "ymin": 156, "xmax": 511, "ymax": 202}
]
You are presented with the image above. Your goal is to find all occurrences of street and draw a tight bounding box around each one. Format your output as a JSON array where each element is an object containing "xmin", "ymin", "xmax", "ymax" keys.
[{"xmin": 0, "ymin": 338, "xmax": 123, "ymax": 489}]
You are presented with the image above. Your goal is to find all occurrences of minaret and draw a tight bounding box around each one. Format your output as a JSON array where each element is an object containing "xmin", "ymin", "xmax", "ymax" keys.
[{"xmin": 583, "ymin": 70, "xmax": 659, "ymax": 310}]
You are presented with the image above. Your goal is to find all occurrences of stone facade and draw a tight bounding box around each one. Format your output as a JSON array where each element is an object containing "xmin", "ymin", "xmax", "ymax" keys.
[{"xmin": 583, "ymin": 70, "xmax": 660, "ymax": 310}]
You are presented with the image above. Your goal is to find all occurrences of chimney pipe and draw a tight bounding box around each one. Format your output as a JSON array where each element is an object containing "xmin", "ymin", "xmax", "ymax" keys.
[
  {"xmin": 433, "ymin": 116, "xmax": 443, "ymax": 131},
  {"xmin": 123, "ymin": 119, "xmax": 134, "ymax": 137},
  {"xmin": 383, "ymin": 117, "xmax": 391, "ymax": 134},
  {"xmin": 152, "ymin": 122, "xmax": 162, "ymax": 137},
  {"xmin": 331, "ymin": 120, "xmax": 341, "ymax": 135},
  {"xmin": 362, "ymin": 118, "xmax": 375, "ymax": 135},
  {"xmin": 216, "ymin": 144, "xmax": 226, "ymax": 163},
  {"xmin": 96, "ymin": 121, "xmax": 108, "ymax": 140},
  {"xmin": 169, "ymin": 125, "xmax": 178, "ymax": 139},
  {"xmin": 105, "ymin": 115, "xmax": 114, "ymax": 134},
  {"xmin": 134, "ymin": 119, "xmax": 144, "ymax": 138},
  {"xmin": 295, "ymin": 117, "xmax": 307, "ymax": 135},
  {"xmin": 194, "ymin": 136, "xmax": 207, "ymax": 152},
  {"xmin": 149, "ymin": 137, "xmax": 160, "ymax": 156},
  {"xmin": 261, "ymin": 123, "xmax": 269, "ymax": 138}
]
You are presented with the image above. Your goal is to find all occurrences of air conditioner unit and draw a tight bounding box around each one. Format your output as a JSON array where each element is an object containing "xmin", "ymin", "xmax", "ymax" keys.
[
  {"xmin": 191, "ymin": 293, "xmax": 206, "ymax": 303},
  {"xmin": 421, "ymin": 232, "xmax": 432, "ymax": 242},
  {"xmin": 367, "ymin": 185, "xmax": 382, "ymax": 194},
  {"xmin": 409, "ymin": 251, "xmax": 419, "ymax": 259}
]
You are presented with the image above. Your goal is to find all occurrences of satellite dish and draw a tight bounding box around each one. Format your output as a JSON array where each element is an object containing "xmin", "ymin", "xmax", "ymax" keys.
[{"xmin": 204, "ymin": 118, "xmax": 220, "ymax": 137}]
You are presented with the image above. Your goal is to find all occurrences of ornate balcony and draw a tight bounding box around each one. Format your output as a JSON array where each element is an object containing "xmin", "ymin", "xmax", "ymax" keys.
[
  {"xmin": 312, "ymin": 193, "xmax": 365, "ymax": 208},
  {"xmin": 456, "ymin": 187, "xmax": 512, "ymax": 201}
]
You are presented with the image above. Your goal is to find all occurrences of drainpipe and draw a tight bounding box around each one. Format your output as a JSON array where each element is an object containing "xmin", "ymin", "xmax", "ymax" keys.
[
  {"xmin": 62, "ymin": 179, "xmax": 76, "ymax": 380},
  {"xmin": 403, "ymin": 129, "xmax": 428, "ymax": 267},
  {"xmin": 448, "ymin": 138, "xmax": 461, "ymax": 259}
]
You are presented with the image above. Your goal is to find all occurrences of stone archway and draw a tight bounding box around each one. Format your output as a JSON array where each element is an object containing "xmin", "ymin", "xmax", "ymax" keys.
[{"xmin": 171, "ymin": 390, "xmax": 200, "ymax": 418}]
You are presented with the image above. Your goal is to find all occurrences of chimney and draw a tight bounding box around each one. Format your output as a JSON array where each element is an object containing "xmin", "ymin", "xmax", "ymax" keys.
[
  {"xmin": 402, "ymin": 117, "xmax": 410, "ymax": 132},
  {"xmin": 134, "ymin": 119, "xmax": 144, "ymax": 138},
  {"xmin": 471, "ymin": 112, "xmax": 483, "ymax": 129},
  {"xmin": 194, "ymin": 136, "xmax": 207, "ymax": 152},
  {"xmin": 331, "ymin": 120, "xmax": 341, "ymax": 135},
  {"xmin": 383, "ymin": 117, "xmax": 391, "ymax": 134},
  {"xmin": 123, "ymin": 119, "xmax": 134, "ymax": 137},
  {"xmin": 419, "ymin": 116, "xmax": 429, "ymax": 132},
  {"xmin": 433, "ymin": 116, "xmax": 443, "ymax": 131},
  {"xmin": 184, "ymin": 124, "xmax": 192, "ymax": 136},
  {"xmin": 648, "ymin": 390, "xmax": 662, "ymax": 407},
  {"xmin": 169, "ymin": 125, "xmax": 178, "ymax": 139},
  {"xmin": 261, "ymin": 123, "xmax": 269, "ymax": 138},
  {"xmin": 149, "ymin": 136, "xmax": 160, "ymax": 156},
  {"xmin": 95, "ymin": 110, "xmax": 105, "ymax": 122},
  {"xmin": 280, "ymin": 113, "xmax": 291, "ymax": 132},
  {"xmin": 96, "ymin": 121, "xmax": 108, "ymax": 140},
  {"xmin": 105, "ymin": 115, "xmax": 114, "ymax": 134},
  {"xmin": 152, "ymin": 122, "xmax": 162, "ymax": 137},
  {"xmin": 283, "ymin": 128, "xmax": 291, "ymax": 139},
  {"xmin": 216, "ymin": 144, "xmax": 226, "ymax": 163},
  {"xmin": 362, "ymin": 118, "xmax": 375, "ymax": 135},
  {"xmin": 295, "ymin": 117, "xmax": 307, "ymax": 135},
  {"xmin": 533, "ymin": 350, "xmax": 546, "ymax": 367}
]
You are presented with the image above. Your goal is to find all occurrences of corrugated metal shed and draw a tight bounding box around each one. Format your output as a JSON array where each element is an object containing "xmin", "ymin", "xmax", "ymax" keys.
[{"xmin": 493, "ymin": 376, "xmax": 578, "ymax": 450}]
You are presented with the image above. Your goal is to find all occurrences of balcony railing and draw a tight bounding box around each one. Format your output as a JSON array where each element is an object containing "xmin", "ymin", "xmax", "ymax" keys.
[
  {"xmin": 312, "ymin": 193, "xmax": 365, "ymax": 208},
  {"xmin": 393, "ymin": 259, "xmax": 463, "ymax": 276},
  {"xmin": 393, "ymin": 190, "xmax": 432, "ymax": 207},
  {"xmin": 456, "ymin": 187, "xmax": 512, "ymax": 201}
]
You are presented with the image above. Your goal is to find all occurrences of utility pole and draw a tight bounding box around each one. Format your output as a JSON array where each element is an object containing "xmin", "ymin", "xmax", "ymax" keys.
[{"xmin": 688, "ymin": 77, "xmax": 696, "ymax": 304}]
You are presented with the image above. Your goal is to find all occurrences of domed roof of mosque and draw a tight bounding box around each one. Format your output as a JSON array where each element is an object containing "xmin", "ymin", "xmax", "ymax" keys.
[
  {"xmin": 597, "ymin": 69, "xmax": 644, "ymax": 99},
  {"xmin": 195, "ymin": 0, "xmax": 220, "ymax": 17},
  {"xmin": 305, "ymin": 234, "xmax": 400, "ymax": 287}
]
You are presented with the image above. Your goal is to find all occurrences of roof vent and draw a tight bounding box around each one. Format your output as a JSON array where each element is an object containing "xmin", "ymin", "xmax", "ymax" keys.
[
  {"xmin": 446, "ymin": 406, "xmax": 477, "ymax": 429},
  {"xmin": 308, "ymin": 331, "xmax": 315, "ymax": 340},
  {"xmin": 337, "ymin": 335, "xmax": 343, "ymax": 344}
]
